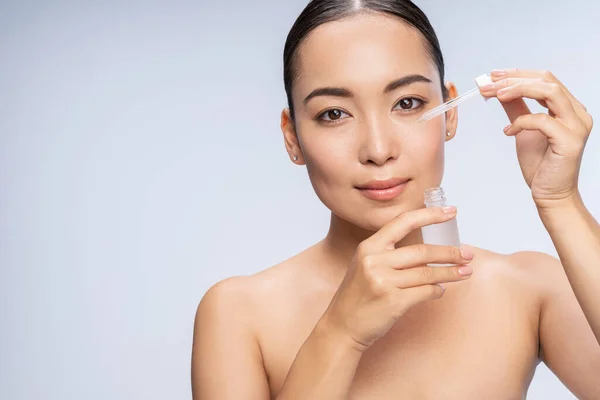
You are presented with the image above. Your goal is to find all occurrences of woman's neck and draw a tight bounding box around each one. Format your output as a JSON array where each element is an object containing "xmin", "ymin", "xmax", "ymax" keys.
[{"xmin": 321, "ymin": 213, "xmax": 424, "ymax": 271}]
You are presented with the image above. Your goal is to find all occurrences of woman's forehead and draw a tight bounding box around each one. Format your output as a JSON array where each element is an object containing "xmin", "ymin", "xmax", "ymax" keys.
[{"xmin": 294, "ymin": 13, "xmax": 439, "ymax": 94}]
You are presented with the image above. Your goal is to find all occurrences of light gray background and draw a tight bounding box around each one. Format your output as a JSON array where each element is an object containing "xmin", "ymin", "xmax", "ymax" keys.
[{"xmin": 1, "ymin": 0, "xmax": 598, "ymax": 399}]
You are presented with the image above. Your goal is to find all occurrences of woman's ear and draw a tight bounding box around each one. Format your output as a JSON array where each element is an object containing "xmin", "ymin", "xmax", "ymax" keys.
[
  {"xmin": 444, "ymin": 81, "xmax": 459, "ymax": 141},
  {"xmin": 281, "ymin": 108, "xmax": 305, "ymax": 164}
]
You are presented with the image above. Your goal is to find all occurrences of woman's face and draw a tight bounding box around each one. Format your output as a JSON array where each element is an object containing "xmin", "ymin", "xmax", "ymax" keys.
[{"xmin": 282, "ymin": 12, "xmax": 458, "ymax": 232}]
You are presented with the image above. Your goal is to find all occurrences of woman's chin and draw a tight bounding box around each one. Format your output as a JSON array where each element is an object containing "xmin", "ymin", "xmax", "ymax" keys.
[
  {"xmin": 338, "ymin": 202, "xmax": 425, "ymax": 232},
  {"xmin": 362, "ymin": 209, "xmax": 409, "ymax": 231}
]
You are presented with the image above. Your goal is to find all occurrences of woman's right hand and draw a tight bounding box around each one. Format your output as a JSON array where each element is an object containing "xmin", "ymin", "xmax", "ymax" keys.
[{"xmin": 322, "ymin": 206, "xmax": 474, "ymax": 351}]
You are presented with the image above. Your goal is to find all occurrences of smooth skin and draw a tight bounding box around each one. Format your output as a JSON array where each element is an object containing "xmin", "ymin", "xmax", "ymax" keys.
[{"xmin": 192, "ymin": 13, "xmax": 600, "ymax": 400}]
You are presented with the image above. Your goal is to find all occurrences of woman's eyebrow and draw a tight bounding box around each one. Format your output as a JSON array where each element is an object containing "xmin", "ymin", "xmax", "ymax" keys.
[
  {"xmin": 304, "ymin": 87, "xmax": 352, "ymax": 105},
  {"xmin": 384, "ymin": 74, "xmax": 432, "ymax": 93},
  {"xmin": 303, "ymin": 74, "xmax": 433, "ymax": 105}
]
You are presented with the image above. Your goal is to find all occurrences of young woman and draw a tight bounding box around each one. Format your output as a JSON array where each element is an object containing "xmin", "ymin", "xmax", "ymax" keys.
[{"xmin": 192, "ymin": 1, "xmax": 599, "ymax": 398}]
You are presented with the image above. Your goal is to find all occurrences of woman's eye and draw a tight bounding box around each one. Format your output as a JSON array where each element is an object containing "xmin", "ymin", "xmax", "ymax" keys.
[
  {"xmin": 393, "ymin": 97, "xmax": 425, "ymax": 111},
  {"xmin": 318, "ymin": 109, "xmax": 349, "ymax": 123}
]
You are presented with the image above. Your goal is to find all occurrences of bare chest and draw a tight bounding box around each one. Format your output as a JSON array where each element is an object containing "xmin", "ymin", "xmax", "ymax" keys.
[{"xmin": 261, "ymin": 282, "xmax": 539, "ymax": 399}]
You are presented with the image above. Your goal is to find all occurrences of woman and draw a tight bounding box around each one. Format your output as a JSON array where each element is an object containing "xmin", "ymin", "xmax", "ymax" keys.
[{"xmin": 192, "ymin": 1, "xmax": 599, "ymax": 398}]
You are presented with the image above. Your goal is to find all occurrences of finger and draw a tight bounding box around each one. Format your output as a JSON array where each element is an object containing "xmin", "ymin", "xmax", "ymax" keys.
[
  {"xmin": 483, "ymin": 77, "xmax": 567, "ymax": 111},
  {"xmin": 499, "ymin": 97, "xmax": 531, "ymax": 124},
  {"xmin": 395, "ymin": 284, "xmax": 446, "ymax": 310},
  {"xmin": 495, "ymin": 81, "xmax": 578, "ymax": 124},
  {"xmin": 492, "ymin": 69, "xmax": 588, "ymax": 114},
  {"xmin": 393, "ymin": 264, "xmax": 473, "ymax": 288},
  {"xmin": 489, "ymin": 72, "xmax": 593, "ymax": 132},
  {"xmin": 377, "ymin": 244, "xmax": 472, "ymax": 270},
  {"xmin": 480, "ymin": 78, "xmax": 545, "ymax": 102},
  {"xmin": 503, "ymin": 113, "xmax": 578, "ymax": 147},
  {"xmin": 479, "ymin": 78, "xmax": 535, "ymax": 122},
  {"xmin": 364, "ymin": 207, "xmax": 457, "ymax": 251}
]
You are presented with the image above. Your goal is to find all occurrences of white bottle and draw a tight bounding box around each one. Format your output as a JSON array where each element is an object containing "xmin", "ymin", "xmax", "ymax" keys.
[{"xmin": 421, "ymin": 187, "xmax": 461, "ymax": 266}]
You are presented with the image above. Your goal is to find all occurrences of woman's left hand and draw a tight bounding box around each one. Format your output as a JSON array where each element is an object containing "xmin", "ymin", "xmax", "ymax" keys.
[{"xmin": 479, "ymin": 69, "xmax": 593, "ymax": 209}]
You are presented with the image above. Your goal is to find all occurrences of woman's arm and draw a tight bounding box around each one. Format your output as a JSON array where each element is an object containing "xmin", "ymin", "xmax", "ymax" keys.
[
  {"xmin": 539, "ymin": 194, "xmax": 600, "ymax": 344},
  {"xmin": 480, "ymin": 67, "xmax": 598, "ymax": 341},
  {"xmin": 275, "ymin": 315, "xmax": 364, "ymax": 400},
  {"xmin": 512, "ymin": 249, "xmax": 600, "ymax": 398},
  {"xmin": 536, "ymin": 196, "xmax": 600, "ymax": 397},
  {"xmin": 192, "ymin": 277, "xmax": 270, "ymax": 399},
  {"xmin": 480, "ymin": 68, "xmax": 599, "ymax": 397}
]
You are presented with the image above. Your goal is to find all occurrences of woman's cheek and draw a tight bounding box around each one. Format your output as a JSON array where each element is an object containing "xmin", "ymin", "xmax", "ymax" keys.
[
  {"xmin": 302, "ymin": 140, "xmax": 355, "ymax": 212},
  {"xmin": 407, "ymin": 127, "xmax": 446, "ymax": 182}
]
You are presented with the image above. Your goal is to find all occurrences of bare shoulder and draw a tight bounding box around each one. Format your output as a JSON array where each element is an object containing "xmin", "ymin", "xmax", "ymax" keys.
[
  {"xmin": 193, "ymin": 249, "xmax": 310, "ymax": 338},
  {"xmin": 192, "ymin": 276, "xmax": 263, "ymax": 365},
  {"xmin": 467, "ymin": 243, "xmax": 557, "ymax": 269},
  {"xmin": 196, "ymin": 242, "xmax": 326, "ymax": 326},
  {"xmin": 468, "ymin": 245, "xmax": 559, "ymax": 269},
  {"xmin": 195, "ymin": 268, "xmax": 293, "ymax": 326},
  {"xmin": 466, "ymin": 244, "xmax": 568, "ymax": 301},
  {"xmin": 195, "ymin": 275, "xmax": 258, "ymax": 321},
  {"xmin": 248, "ymin": 241, "xmax": 333, "ymax": 301},
  {"xmin": 191, "ymin": 251, "xmax": 319, "ymax": 399},
  {"xmin": 505, "ymin": 250, "xmax": 562, "ymax": 270},
  {"xmin": 505, "ymin": 250, "xmax": 568, "ymax": 295}
]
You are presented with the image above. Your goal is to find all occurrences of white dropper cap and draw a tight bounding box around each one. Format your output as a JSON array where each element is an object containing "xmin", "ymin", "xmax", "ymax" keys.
[
  {"xmin": 416, "ymin": 73, "xmax": 492, "ymax": 123},
  {"xmin": 474, "ymin": 73, "xmax": 493, "ymax": 88}
]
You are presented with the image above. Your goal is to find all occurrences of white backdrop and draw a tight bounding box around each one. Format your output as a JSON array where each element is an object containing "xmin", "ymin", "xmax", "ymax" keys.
[{"xmin": 1, "ymin": 0, "xmax": 598, "ymax": 399}]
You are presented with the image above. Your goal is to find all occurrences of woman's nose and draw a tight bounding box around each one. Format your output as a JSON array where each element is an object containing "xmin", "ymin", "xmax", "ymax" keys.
[{"xmin": 357, "ymin": 117, "xmax": 401, "ymax": 166}]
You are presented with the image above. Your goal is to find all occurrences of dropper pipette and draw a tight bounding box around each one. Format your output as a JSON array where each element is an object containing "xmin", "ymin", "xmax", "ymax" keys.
[{"xmin": 416, "ymin": 74, "xmax": 493, "ymax": 123}]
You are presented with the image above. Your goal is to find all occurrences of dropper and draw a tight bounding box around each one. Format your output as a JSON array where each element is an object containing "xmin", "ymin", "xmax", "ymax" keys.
[{"xmin": 416, "ymin": 73, "xmax": 493, "ymax": 123}]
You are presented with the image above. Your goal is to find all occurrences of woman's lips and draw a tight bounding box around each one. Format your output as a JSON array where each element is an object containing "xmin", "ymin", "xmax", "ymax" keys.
[{"xmin": 356, "ymin": 178, "xmax": 410, "ymax": 201}]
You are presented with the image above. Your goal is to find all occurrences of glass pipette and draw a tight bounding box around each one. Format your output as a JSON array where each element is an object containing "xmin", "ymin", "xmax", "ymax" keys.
[{"xmin": 416, "ymin": 73, "xmax": 492, "ymax": 123}]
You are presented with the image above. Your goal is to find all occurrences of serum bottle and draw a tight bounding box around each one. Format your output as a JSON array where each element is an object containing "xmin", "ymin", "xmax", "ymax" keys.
[{"xmin": 421, "ymin": 187, "xmax": 461, "ymax": 266}]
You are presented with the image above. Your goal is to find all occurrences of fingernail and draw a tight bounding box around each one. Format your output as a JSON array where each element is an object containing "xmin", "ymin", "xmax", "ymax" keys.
[
  {"xmin": 479, "ymin": 83, "xmax": 495, "ymax": 91},
  {"xmin": 460, "ymin": 248, "xmax": 474, "ymax": 260},
  {"xmin": 442, "ymin": 206, "xmax": 457, "ymax": 214},
  {"xmin": 497, "ymin": 87, "xmax": 509, "ymax": 96},
  {"xmin": 503, "ymin": 124, "xmax": 512, "ymax": 133},
  {"xmin": 458, "ymin": 266, "xmax": 473, "ymax": 276},
  {"xmin": 491, "ymin": 69, "xmax": 507, "ymax": 77}
]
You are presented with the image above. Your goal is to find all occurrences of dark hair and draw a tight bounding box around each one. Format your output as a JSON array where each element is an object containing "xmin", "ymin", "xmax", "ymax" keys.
[{"xmin": 283, "ymin": 0, "xmax": 448, "ymax": 120}]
